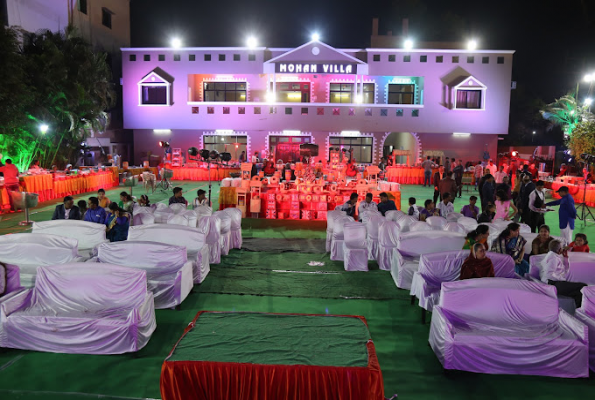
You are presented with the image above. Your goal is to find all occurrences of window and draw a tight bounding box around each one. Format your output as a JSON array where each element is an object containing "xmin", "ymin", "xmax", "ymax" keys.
[
  {"xmin": 362, "ymin": 83, "xmax": 375, "ymax": 104},
  {"xmin": 482, "ymin": 56, "xmax": 489, "ymax": 64},
  {"xmin": 452, "ymin": 56, "xmax": 459, "ymax": 63},
  {"xmin": 189, "ymin": 54, "xmax": 196, "ymax": 61},
  {"xmin": 276, "ymin": 82, "xmax": 310, "ymax": 103},
  {"xmin": 270, "ymin": 135, "xmax": 311, "ymax": 163},
  {"xmin": 388, "ymin": 55, "xmax": 396, "ymax": 62},
  {"xmin": 78, "ymin": 0, "xmax": 87, "ymax": 14},
  {"xmin": 388, "ymin": 84, "xmax": 415, "ymax": 104},
  {"xmin": 248, "ymin": 54, "xmax": 256, "ymax": 61},
  {"xmin": 329, "ymin": 136, "xmax": 373, "ymax": 164},
  {"xmin": 203, "ymin": 82, "xmax": 247, "ymax": 102},
  {"xmin": 497, "ymin": 56, "xmax": 505, "ymax": 64},
  {"xmin": 174, "ymin": 54, "xmax": 180, "ymax": 61},
  {"xmin": 329, "ymin": 83, "xmax": 353, "ymax": 103},
  {"xmin": 456, "ymin": 90, "xmax": 482, "ymax": 109},
  {"xmin": 373, "ymin": 54, "xmax": 380, "ymax": 62},
  {"xmin": 158, "ymin": 54, "xmax": 165, "ymax": 61},
  {"xmin": 233, "ymin": 54, "xmax": 240, "ymax": 61},
  {"xmin": 129, "ymin": 54, "xmax": 136, "ymax": 61},
  {"xmin": 204, "ymin": 54, "xmax": 211, "ymax": 61},
  {"xmin": 285, "ymin": 107, "xmax": 292, "ymax": 115},
  {"xmin": 420, "ymin": 55, "xmax": 427, "ymax": 62},
  {"xmin": 143, "ymin": 54, "xmax": 150, "ymax": 61},
  {"xmin": 141, "ymin": 86, "xmax": 167, "ymax": 105},
  {"xmin": 203, "ymin": 135, "xmax": 247, "ymax": 160},
  {"xmin": 218, "ymin": 54, "xmax": 226, "ymax": 61},
  {"xmin": 403, "ymin": 55, "xmax": 411, "ymax": 62},
  {"xmin": 101, "ymin": 8, "xmax": 112, "ymax": 29},
  {"xmin": 467, "ymin": 56, "xmax": 474, "ymax": 64},
  {"xmin": 436, "ymin": 56, "xmax": 443, "ymax": 63}
]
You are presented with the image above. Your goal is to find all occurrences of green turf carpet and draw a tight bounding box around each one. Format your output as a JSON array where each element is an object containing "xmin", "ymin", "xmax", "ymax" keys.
[
  {"xmin": 241, "ymin": 238, "xmax": 326, "ymax": 253},
  {"xmin": 169, "ymin": 312, "xmax": 370, "ymax": 367}
]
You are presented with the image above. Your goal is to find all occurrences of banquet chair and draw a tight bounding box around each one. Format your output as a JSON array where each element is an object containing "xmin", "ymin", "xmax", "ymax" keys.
[
  {"xmin": 330, "ymin": 215, "xmax": 355, "ymax": 261},
  {"xmin": 128, "ymin": 224, "xmax": 210, "ymax": 283},
  {"xmin": 0, "ymin": 263, "xmax": 156, "ymax": 354},
  {"xmin": 377, "ymin": 221, "xmax": 400, "ymax": 271},
  {"xmin": 214, "ymin": 211, "xmax": 232, "ymax": 256},
  {"xmin": 133, "ymin": 212, "xmax": 155, "ymax": 226},
  {"xmin": 206, "ymin": 214, "xmax": 222, "ymax": 264},
  {"xmin": 32, "ymin": 220, "xmax": 109, "ymax": 258},
  {"xmin": 326, "ymin": 210, "xmax": 346, "ymax": 253},
  {"xmin": 343, "ymin": 222, "xmax": 368, "ymax": 271},
  {"xmin": 457, "ymin": 216, "xmax": 478, "ymax": 233},
  {"xmin": 384, "ymin": 210, "xmax": 405, "ymax": 222},
  {"xmin": 365, "ymin": 213, "xmax": 384, "ymax": 260},
  {"xmin": 167, "ymin": 210, "xmax": 198, "ymax": 228},
  {"xmin": 429, "ymin": 278, "xmax": 588, "ymax": 378},
  {"xmin": 0, "ymin": 264, "xmax": 23, "ymax": 300},
  {"xmin": 409, "ymin": 221, "xmax": 433, "ymax": 232},
  {"xmin": 223, "ymin": 208, "xmax": 243, "ymax": 249},
  {"xmin": 426, "ymin": 216, "xmax": 447, "ymax": 230},
  {"xmin": 154, "ymin": 205, "xmax": 174, "ymax": 223},
  {"xmin": 410, "ymin": 250, "xmax": 516, "ymax": 323},
  {"xmin": 446, "ymin": 212, "xmax": 463, "ymax": 222},
  {"xmin": 360, "ymin": 209, "xmax": 381, "ymax": 224},
  {"xmin": 522, "ymin": 232, "xmax": 564, "ymax": 257},
  {"xmin": 194, "ymin": 205, "xmax": 213, "ymax": 219},
  {"xmin": 574, "ymin": 286, "xmax": 595, "ymax": 371},
  {"xmin": 443, "ymin": 222, "xmax": 466, "ymax": 234},
  {"xmin": 396, "ymin": 215, "xmax": 418, "ymax": 233},
  {"xmin": 391, "ymin": 230, "xmax": 466, "ymax": 290},
  {"xmin": 0, "ymin": 233, "xmax": 85, "ymax": 287},
  {"xmin": 94, "ymin": 241, "xmax": 193, "ymax": 309},
  {"xmin": 169, "ymin": 203, "xmax": 187, "ymax": 215}
]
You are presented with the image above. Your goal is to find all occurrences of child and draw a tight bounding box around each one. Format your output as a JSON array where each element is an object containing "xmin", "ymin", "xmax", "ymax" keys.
[
  {"xmin": 477, "ymin": 204, "xmax": 496, "ymax": 223},
  {"xmin": 407, "ymin": 197, "xmax": 419, "ymax": 219},
  {"xmin": 461, "ymin": 196, "xmax": 480, "ymax": 220},
  {"xmin": 565, "ymin": 233, "xmax": 590, "ymax": 253},
  {"xmin": 420, "ymin": 199, "xmax": 440, "ymax": 221},
  {"xmin": 97, "ymin": 188, "xmax": 110, "ymax": 208},
  {"xmin": 437, "ymin": 192, "xmax": 454, "ymax": 218},
  {"xmin": 77, "ymin": 200, "xmax": 88, "ymax": 220}
]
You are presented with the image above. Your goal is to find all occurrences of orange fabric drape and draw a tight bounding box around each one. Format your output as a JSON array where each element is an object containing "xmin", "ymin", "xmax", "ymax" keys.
[{"xmin": 171, "ymin": 167, "xmax": 240, "ymax": 181}]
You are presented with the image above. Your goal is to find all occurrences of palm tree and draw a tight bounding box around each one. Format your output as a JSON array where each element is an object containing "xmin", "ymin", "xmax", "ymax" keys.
[{"xmin": 540, "ymin": 93, "xmax": 594, "ymax": 135}]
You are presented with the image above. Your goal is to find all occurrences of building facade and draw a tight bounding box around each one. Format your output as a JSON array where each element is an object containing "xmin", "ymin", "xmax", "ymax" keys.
[{"xmin": 122, "ymin": 39, "xmax": 514, "ymax": 166}]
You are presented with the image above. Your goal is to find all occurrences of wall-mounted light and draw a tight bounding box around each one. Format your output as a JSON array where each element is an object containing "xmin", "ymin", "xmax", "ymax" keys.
[
  {"xmin": 467, "ymin": 40, "xmax": 477, "ymax": 51},
  {"xmin": 153, "ymin": 129, "xmax": 171, "ymax": 134},
  {"xmin": 283, "ymin": 130, "xmax": 301, "ymax": 135},
  {"xmin": 311, "ymin": 33, "xmax": 320, "ymax": 41},
  {"xmin": 453, "ymin": 132, "xmax": 471, "ymax": 137},
  {"xmin": 215, "ymin": 129, "xmax": 234, "ymax": 134},
  {"xmin": 246, "ymin": 36, "xmax": 258, "ymax": 49},
  {"xmin": 341, "ymin": 130, "xmax": 360, "ymax": 136},
  {"xmin": 171, "ymin": 38, "xmax": 182, "ymax": 49},
  {"xmin": 404, "ymin": 38, "xmax": 413, "ymax": 50}
]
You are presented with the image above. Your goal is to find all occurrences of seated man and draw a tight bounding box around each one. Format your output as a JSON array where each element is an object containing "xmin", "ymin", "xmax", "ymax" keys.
[
  {"xmin": 377, "ymin": 192, "xmax": 397, "ymax": 216},
  {"xmin": 341, "ymin": 192, "xmax": 358, "ymax": 218},
  {"xmin": 51, "ymin": 196, "xmax": 81, "ymax": 220},
  {"xmin": 193, "ymin": 189, "xmax": 211, "ymax": 209},
  {"xmin": 461, "ymin": 196, "xmax": 479, "ymax": 220},
  {"xmin": 407, "ymin": 197, "xmax": 420, "ymax": 220},
  {"xmin": 358, "ymin": 193, "xmax": 377, "ymax": 221},
  {"xmin": 420, "ymin": 199, "xmax": 440, "ymax": 221},
  {"xmin": 436, "ymin": 192, "xmax": 454, "ymax": 218},
  {"xmin": 540, "ymin": 240, "xmax": 587, "ymax": 307},
  {"xmin": 77, "ymin": 200, "xmax": 88, "ymax": 220},
  {"xmin": 84, "ymin": 196, "xmax": 107, "ymax": 224},
  {"xmin": 169, "ymin": 187, "xmax": 188, "ymax": 206},
  {"xmin": 460, "ymin": 242, "xmax": 495, "ymax": 280}
]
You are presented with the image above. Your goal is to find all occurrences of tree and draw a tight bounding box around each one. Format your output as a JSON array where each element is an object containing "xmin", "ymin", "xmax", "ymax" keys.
[
  {"xmin": 540, "ymin": 93, "xmax": 594, "ymax": 136},
  {"xmin": 567, "ymin": 121, "xmax": 595, "ymax": 161}
]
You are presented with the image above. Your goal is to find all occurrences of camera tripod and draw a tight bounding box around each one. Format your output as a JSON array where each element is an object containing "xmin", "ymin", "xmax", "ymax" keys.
[{"xmin": 576, "ymin": 161, "xmax": 595, "ymax": 227}]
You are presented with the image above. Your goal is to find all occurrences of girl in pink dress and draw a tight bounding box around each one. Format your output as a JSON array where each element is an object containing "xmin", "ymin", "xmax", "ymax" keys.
[{"xmin": 494, "ymin": 190, "xmax": 518, "ymax": 221}]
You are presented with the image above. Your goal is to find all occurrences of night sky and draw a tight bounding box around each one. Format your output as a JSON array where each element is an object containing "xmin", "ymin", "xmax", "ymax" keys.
[{"xmin": 131, "ymin": 0, "xmax": 595, "ymax": 102}]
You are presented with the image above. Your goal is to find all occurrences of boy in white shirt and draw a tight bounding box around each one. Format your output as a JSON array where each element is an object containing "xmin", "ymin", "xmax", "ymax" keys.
[
  {"xmin": 436, "ymin": 192, "xmax": 454, "ymax": 218},
  {"xmin": 358, "ymin": 193, "xmax": 377, "ymax": 221},
  {"xmin": 407, "ymin": 197, "xmax": 420, "ymax": 220}
]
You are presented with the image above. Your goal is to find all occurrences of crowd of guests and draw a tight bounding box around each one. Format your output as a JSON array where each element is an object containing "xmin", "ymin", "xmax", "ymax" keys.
[{"xmin": 340, "ymin": 192, "xmax": 397, "ymax": 219}]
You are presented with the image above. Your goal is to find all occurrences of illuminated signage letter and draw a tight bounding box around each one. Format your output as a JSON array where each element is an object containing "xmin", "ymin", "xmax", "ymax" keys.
[
  {"xmin": 311, "ymin": 64, "xmax": 317, "ymax": 73},
  {"xmin": 279, "ymin": 64, "xmax": 287, "ymax": 73},
  {"xmin": 346, "ymin": 65, "xmax": 352, "ymax": 74},
  {"xmin": 288, "ymin": 64, "xmax": 295, "ymax": 72},
  {"xmin": 323, "ymin": 64, "xmax": 329, "ymax": 73},
  {"xmin": 303, "ymin": 64, "xmax": 310, "ymax": 73},
  {"xmin": 296, "ymin": 64, "xmax": 302, "ymax": 73}
]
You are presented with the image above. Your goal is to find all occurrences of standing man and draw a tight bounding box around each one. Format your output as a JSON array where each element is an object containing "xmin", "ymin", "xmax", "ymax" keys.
[
  {"xmin": 486, "ymin": 159, "xmax": 497, "ymax": 176},
  {"xmin": 433, "ymin": 166, "xmax": 445, "ymax": 204},
  {"xmin": 52, "ymin": 196, "xmax": 82, "ymax": 220},
  {"xmin": 518, "ymin": 175, "xmax": 536, "ymax": 225},
  {"xmin": 481, "ymin": 174, "xmax": 495, "ymax": 211},
  {"xmin": 341, "ymin": 193, "xmax": 359, "ymax": 218},
  {"xmin": 439, "ymin": 173, "xmax": 458, "ymax": 204},
  {"xmin": 0, "ymin": 159, "xmax": 20, "ymax": 213},
  {"xmin": 444, "ymin": 157, "xmax": 451, "ymax": 176},
  {"xmin": 239, "ymin": 151, "xmax": 246, "ymax": 163},
  {"xmin": 528, "ymin": 180, "xmax": 547, "ymax": 233},
  {"xmin": 453, "ymin": 160, "xmax": 464, "ymax": 198},
  {"xmin": 545, "ymin": 186, "xmax": 577, "ymax": 245},
  {"xmin": 421, "ymin": 156, "xmax": 434, "ymax": 187},
  {"xmin": 474, "ymin": 161, "xmax": 484, "ymax": 190},
  {"xmin": 358, "ymin": 193, "xmax": 377, "ymax": 221},
  {"xmin": 494, "ymin": 165, "xmax": 507, "ymax": 184}
]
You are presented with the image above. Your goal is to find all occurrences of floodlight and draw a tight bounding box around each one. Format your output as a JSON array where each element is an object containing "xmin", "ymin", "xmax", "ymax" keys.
[
  {"xmin": 39, "ymin": 124, "xmax": 49, "ymax": 134},
  {"xmin": 171, "ymin": 38, "xmax": 182, "ymax": 49},
  {"xmin": 220, "ymin": 152, "xmax": 232, "ymax": 162},
  {"xmin": 311, "ymin": 33, "xmax": 320, "ymax": 41},
  {"xmin": 247, "ymin": 36, "xmax": 257, "ymax": 49},
  {"xmin": 188, "ymin": 147, "xmax": 199, "ymax": 157},
  {"xmin": 586, "ymin": 98, "xmax": 593, "ymax": 106},
  {"xmin": 199, "ymin": 149, "xmax": 210, "ymax": 160},
  {"xmin": 209, "ymin": 150, "xmax": 220, "ymax": 160},
  {"xmin": 404, "ymin": 39, "xmax": 413, "ymax": 50}
]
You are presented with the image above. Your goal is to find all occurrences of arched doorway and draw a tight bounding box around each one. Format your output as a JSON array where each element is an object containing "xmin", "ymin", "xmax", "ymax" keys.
[{"xmin": 382, "ymin": 132, "xmax": 420, "ymax": 165}]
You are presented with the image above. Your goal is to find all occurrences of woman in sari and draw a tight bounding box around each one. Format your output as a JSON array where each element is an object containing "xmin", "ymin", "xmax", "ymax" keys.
[
  {"xmin": 118, "ymin": 192, "xmax": 135, "ymax": 214},
  {"xmin": 531, "ymin": 224, "xmax": 553, "ymax": 255},
  {"xmin": 106, "ymin": 202, "xmax": 130, "ymax": 242},
  {"xmin": 460, "ymin": 242, "xmax": 495, "ymax": 280},
  {"xmin": 462, "ymin": 225, "xmax": 490, "ymax": 250},
  {"xmin": 491, "ymin": 222, "xmax": 529, "ymax": 275}
]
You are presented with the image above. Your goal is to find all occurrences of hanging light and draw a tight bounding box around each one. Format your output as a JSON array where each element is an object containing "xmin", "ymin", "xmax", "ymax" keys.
[{"xmin": 159, "ymin": 141, "xmax": 170, "ymax": 148}]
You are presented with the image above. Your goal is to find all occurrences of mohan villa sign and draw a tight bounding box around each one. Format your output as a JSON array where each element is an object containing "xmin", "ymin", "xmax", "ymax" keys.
[{"xmin": 276, "ymin": 62, "xmax": 357, "ymax": 74}]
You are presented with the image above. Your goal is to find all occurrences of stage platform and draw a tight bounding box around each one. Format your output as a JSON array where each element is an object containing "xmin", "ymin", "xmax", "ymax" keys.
[{"xmin": 160, "ymin": 311, "xmax": 384, "ymax": 400}]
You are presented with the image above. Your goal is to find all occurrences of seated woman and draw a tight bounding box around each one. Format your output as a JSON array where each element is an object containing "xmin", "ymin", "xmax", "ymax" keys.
[
  {"xmin": 419, "ymin": 199, "xmax": 440, "ymax": 221},
  {"xmin": 105, "ymin": 202, "xmax": 130, "ymax": 243},
  {"xmin": 490, "ymin": 222, "xmax": 529, "ymax": 275},
  {"xmin": 138, "ymin": 194, "xmax": 151, "ymax": 207},
  {"xmin": 460, "ymin": 242, "xmax": 495, "ymax": 280},
  {"xmin": 118, "ymin": 191, "xmax": 135, "ymax": 214},
  {"xmin": 463, "ymin": 225, "xmax": 490, "ymax": 250},
  {"xmin": 531, "ymin": 224, "xmax": 553, "ymax": 255}
]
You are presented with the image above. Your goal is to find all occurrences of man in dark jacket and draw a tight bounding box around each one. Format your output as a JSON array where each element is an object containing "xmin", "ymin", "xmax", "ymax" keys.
[
  {"xmin": 439, "ymin": 173, "xmax": 458, "ymax": 204},
  {"xmin": 452, "ymin": 160, "xmax": 465, "ymax": 198},
  {"xmin": 52, "ymin": 196, "xmax": 82, "ymax": 220},
  {"xmin": 519, "ymin": 175, "xmax": 536, "ymax": 224},
  {"xmin": 480, "ymin": 174, "xmax": 495, "ymax": 211},
  {"xmin": 433, "ymin": 165, "xmax": 445, "ymax": 204}
]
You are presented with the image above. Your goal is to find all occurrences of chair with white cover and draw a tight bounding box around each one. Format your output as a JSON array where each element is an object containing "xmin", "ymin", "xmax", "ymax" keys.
[
  {"xmin": 169, "ymin": 203, "xmax": 187, "ymax": 214},
  {"xmin": 365, "ymin": 213, "xmax": 384, "ymax": 260},
  {"xmin": 206, "ymin": 214, "xmax": 222, "ymax": 264},
  {"xmin": 194, "ymin": 205, "xmax": 213, "ymax": 219},
  {"xmin": 0, "ymin": 263, "xmax": 156, "ymax": 354},
  {"xmin": 133, "ymin": 204, "xmax": 155, "ymax": 215},
  {"xmin": 0, "ymin": 264, "xmax": 22, "ymax": 300},
  {"xmin": 343, "ymin": 222, "xmax": 368, "ymax": 271},
  {"xmin": 128, "ymin": 225, "xmax": 210, "ymax": 283},
  {"xmin": 392, "ymin": 231, "xmax": 466, "ymax": 290},
  {"xmin": 429, "ymin": 278, "xmax": 588, "ymax": 378},
  {"xmin": 154, "ymin": 206, "xmax": 174, "ymax": 223},
  {"xmin": 214, "ymin": 211, "xmax": 232, "ymax": 256},
  {"xmin": 446, "ymin": 212, "xmax": 463, "ymax": 222},
  {"xmin": 567, "ymin": 252, "xmax": 595, "ymax": 285},
  {"xmin": 479, "ymin": 223, "xmax": 503, "ymax": 247},
  {"xmin": 385, "ymin": 210, "xmax": 405, "ymax": 222},
  {"xmin": 223, "ymin": 208, "xmax": 243, "ymax": 249},
  {"xmin": 443, "ymin": 222, "xmax": 466, "ymax": 234},
  {"xmin": 330, "ymin": 215, "xmax": 355, "ymax": 261},
  {"xmin": 426, "ymin": 216, "xmax": 447, "ymax": 230},
  {"xmin": 0, "ymin": 233, "xmax": 85, "ymax": 288},
  {"xmin": 167, "ymin": 210, "xmax": 198, "ymax": 228},
  {"xmin": 326, "ymin": 210, "xmax": 346, "ymax": 252},
  {"xmin": 133, "ymin": 212, "xmax": 155, "ymax": 226},
  {"xmin": 410, "ymin": 250, "xmax": 516, "ymax": 322},
  {"xmin": 377, "ymin": 221, "xmax": 400, "ymax": 271},
  {"xmin": 574, "ymin": 286, "xmax": 595, "ymax": 371},
  {"xmin": 360, "ymin": 209, "xmax": 381, "ymax": 224},
  {"xmin": 94, "ymin": 241, "xmax": 193, "ymax": 309},
  {"xmin": 397, "ymin": 215, "xmax": 418, "ymax": 233},
  {"xmin": 409, "ymin": 221, "xmax": 433, "ymax": 232},
  {"xmin": 32, "ymin": 220, "xmax": 109, "ymax": 258},
  {"xmin": 457, "ymin": 216, "xmax": 478, "ymax": 232}
]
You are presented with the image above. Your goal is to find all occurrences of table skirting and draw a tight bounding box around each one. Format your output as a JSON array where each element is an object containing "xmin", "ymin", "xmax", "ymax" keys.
[
  {"xmin": 171, "ymin": 167, "xmax": 240, "ymax": 181},
  {"xmin": 549, "ymin": 181, "xmax": 595, "ymax": 207}
]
